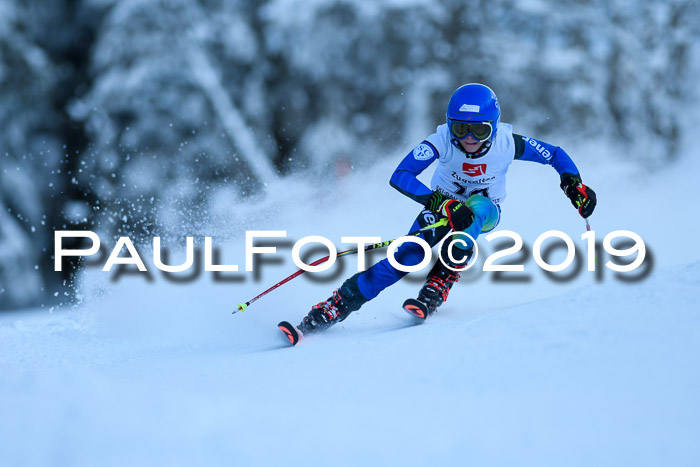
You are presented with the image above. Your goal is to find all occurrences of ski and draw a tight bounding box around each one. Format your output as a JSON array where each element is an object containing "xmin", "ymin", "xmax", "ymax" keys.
[
  {"xmin": 278, "ymin": 321, "xmax": 303, "ymax": 345},
  {"xmin": 402, "ymin": 298, "xmax": 430, "ymax": 320},
  {"xmin": 280, "ymin": 298, "xmax": 429, "ymax": 346}
]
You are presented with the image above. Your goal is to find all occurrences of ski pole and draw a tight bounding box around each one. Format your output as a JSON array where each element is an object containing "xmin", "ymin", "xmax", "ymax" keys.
[
  {"xmin": 583, "ymin": 217, "xmax": 598, "ymax": 265},
  {"xmin": 234, "ymin": 217, "xmax": 449, "ymax": 314}
]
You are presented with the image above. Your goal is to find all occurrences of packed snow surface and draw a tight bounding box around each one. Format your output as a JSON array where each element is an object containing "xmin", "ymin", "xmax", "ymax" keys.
[{"xmin": 1, "ymin": 146, "xmax": 699, "ymax": 466}]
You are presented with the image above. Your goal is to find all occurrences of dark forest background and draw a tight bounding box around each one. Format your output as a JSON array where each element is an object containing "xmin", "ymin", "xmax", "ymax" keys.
[{"xmin": 0, "ymin": 0, "xmax": 698, "ymax": 309}]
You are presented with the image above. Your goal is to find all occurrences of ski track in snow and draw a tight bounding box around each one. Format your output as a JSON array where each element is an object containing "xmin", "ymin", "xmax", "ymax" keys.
[{"xmin": 2, "ymin": 146, "xmax": 700, "ymax": 466}]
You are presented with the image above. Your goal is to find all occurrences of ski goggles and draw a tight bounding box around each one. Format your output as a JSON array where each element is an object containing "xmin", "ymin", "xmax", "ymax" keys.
[{"xmin": 449, "ymin": 121, "xmax": 493, "ymax": 141}]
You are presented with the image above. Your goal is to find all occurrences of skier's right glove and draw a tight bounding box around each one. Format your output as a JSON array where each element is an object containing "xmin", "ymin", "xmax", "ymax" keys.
[
  {"xmin": 424, "ymin": 191, "xmax": 474, "ymax": 232},
  {"xmin": 439, "ymin": 199, "xmax": 474, "ymax": 232},
  {"xmin": 424, "ymin": 191, "xmax": 447, "ymax": 212}
]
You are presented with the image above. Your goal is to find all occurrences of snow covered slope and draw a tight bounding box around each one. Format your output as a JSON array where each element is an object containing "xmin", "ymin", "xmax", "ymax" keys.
[{"xmin": 1, "ymin": 142, "xmax": 699, "ymax": 466}]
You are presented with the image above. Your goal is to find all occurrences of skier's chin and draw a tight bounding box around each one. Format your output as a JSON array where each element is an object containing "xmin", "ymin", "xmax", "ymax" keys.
[{"xmin": 461, "ymin": 142, "xmax": 482, "ymax": 153}]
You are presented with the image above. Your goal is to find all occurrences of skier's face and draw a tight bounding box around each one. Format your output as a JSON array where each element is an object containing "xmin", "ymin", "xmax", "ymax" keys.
[{"xmin": 458, "ymin": 134, "xmax": 485, "ymax": 154}]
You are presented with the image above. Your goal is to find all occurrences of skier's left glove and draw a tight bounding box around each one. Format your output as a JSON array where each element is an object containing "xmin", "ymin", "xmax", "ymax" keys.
[{"xmin": 560, "ymin": 173, "xmax": 597, "ymax": 218}]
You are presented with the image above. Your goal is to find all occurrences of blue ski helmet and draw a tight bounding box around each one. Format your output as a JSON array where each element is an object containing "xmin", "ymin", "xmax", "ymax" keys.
[{"xmin": 446, "ymin": 83, "xmax": 500, "ymax": 150}]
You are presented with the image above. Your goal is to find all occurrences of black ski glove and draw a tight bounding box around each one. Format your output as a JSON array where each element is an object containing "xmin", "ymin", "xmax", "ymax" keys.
[
  {"xmin": 425, "ymin": 191, "xmax": 474, "ymax": 231},
  {"xmin": 440, "ymin": 199, "xmax": 474, "ymax": 232},
  {"xmin": 424, "ymin": 191, "xmax": 446, "ymax": 212},
  {"xmin": 560, "ymin": 173, "xmax": 597, "ymax": 218}
]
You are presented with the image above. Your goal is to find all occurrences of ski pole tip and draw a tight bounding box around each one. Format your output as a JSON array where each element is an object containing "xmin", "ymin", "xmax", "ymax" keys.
[{"xmin": 234, "ymin": 303, "xmax": 248, "ymax": 314}]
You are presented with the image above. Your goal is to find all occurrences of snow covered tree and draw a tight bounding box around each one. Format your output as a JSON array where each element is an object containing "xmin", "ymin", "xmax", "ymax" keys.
[
  {"xmin": 0, "ymin": 0, "xmax": 698, "ymax": 310},
  {"xmin": 0, "ymin": 1, "xmax": 66, "ymax": 308},
  {"xmin": 69, "ymin": 0, "xmax": 279, "ymax": 242}
]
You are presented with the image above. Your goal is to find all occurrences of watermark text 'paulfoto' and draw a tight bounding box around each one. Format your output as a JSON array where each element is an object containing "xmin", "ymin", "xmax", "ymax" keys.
[{"xmin": 54, "ymin": 230, "xmax": 647, "ymax": 275}]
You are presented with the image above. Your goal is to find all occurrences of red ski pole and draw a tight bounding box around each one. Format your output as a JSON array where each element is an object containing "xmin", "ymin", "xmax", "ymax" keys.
[{"xmin": 234, "ymin": 217, "xmax": 448, "ymax": 314}]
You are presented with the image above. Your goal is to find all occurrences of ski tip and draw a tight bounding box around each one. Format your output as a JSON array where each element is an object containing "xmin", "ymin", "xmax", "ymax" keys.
[
  {"xmin": 402, "ymin": 298, "xmax": 428, "ymax": 319},
  {"xmin": 278, "ymin": 321, "xmax": 301, "ymax": 346}
]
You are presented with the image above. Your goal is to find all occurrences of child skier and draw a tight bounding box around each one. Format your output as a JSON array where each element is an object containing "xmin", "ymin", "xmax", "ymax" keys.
[{"xmin": 281, "ymin": 83, "xmax": 596, "ymax": 343}]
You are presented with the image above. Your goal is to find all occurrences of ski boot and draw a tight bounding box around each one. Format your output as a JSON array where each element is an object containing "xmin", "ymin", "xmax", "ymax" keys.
[
  {"xmin": 279, "ymin": 291, "xmax": 349, "ymax": 345},
  {"xmin": 403, "ymin": 259, "xmax": 463, "ymax": 319},
  {"xmin": 296, "ymin": 273, "xmax": 369, "ymax": 337}
]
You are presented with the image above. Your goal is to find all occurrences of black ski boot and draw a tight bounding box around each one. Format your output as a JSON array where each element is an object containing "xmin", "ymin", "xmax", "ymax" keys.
[
  {"xmin": 298, "ymin": 273, "xmax": 368, "ymax": 335},
  {"xmin": 403, "ymin": 247, "xmax": 470, "ymax": 319}
]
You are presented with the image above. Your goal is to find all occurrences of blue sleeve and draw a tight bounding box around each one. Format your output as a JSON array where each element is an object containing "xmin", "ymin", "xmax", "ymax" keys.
[
  {"xmin": 389, "ymin": 141, "xmax": 438, "ymax": 205},
  {"xmin": 514, "ymin": 134, "xmax": 579, "ymax": 176}
]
